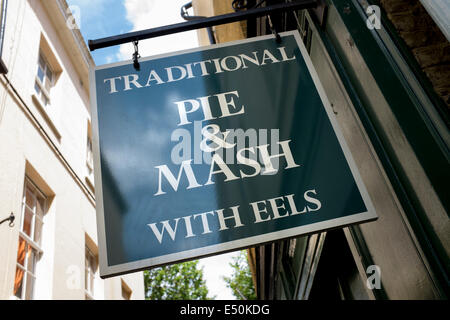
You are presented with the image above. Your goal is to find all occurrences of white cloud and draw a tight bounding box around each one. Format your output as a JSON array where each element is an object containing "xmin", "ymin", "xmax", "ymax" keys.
[
  {"xmin": 199, "ymin": 252, "xmax": 240, "ymax": 300},
  {"xmin": 67, "ymin": 0, "xmax": 110, "ymax": 36},
  {"xmin": 119, "ymin": 0, "xmax": 199, "ymax": 60},
  {"xmin": 68, "ymin": 0, "xmax": 108, "ymax": 19},
  {"xmin": 105, "ymin": 54, "xmax": 114, "ymax": 64}
]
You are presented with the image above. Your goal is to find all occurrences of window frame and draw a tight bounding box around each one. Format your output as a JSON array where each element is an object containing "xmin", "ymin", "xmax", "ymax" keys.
[
  {"xmin": 86, "ymin": 121, "xmax": 94, "ymax": 173},
  {"xmin": 14, "ymin": 177, "xmax": 47, "ymax": 300},
  {"xmin": 84, "ymin": 245, "xmax": 96, "ymax": 299},
  {"xmin": 34, "ymin": 52, "xmax": 54, "ymax": 107}
]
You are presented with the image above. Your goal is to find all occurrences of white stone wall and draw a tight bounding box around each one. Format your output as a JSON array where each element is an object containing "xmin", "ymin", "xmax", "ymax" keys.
[{"xmin": 0, "ymin": 0, "xmax": 144, "ymax": 300}]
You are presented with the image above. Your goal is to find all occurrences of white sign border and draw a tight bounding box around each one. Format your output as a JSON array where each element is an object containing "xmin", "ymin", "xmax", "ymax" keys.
[{"xmin": 89, "ymin": 30, "xmax": 377, "ymax": 278}]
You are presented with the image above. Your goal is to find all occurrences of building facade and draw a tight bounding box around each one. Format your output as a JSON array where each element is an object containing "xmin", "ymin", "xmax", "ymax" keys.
[
  {"xmin": 193, "ymin": 0, "xmax": 449, "ymax": 299},
  {"xmin": 0, "ymin": 0, "xmax": 144, "ymax": 299}
]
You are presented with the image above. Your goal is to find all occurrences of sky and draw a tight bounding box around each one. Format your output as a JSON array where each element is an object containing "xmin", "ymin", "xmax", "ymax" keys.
[
  {"xmin": 68, "ymin": 0, "xmax": 200, "ymax": 65},
  {"xmin": 199, "ymin": 252, "xmax": 240, "ymax": 300},
  {"xmin": 66, "ymin": 0, "xmax": 239, "ymax": 300}
]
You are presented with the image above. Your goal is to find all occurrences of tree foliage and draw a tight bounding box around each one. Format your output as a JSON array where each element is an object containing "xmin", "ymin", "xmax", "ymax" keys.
[
  {"xmin": 144, "ymin": 260, "xmax": 210, "ymax": 300},
  {"xmin": 223, "ymin": 250, "xmax": 257, "ymax": 300}
]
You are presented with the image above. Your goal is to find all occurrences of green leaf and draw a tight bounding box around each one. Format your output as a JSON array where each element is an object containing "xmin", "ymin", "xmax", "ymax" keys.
[{"xmin": 144, "ymin": 260, "xmax": 212, "ymax": 300}]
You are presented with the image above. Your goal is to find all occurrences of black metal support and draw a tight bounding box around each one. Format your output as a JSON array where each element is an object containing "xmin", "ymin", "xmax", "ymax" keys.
[
  {"xmin": 0, "ymin": 212, "xmax": 15, "ymax": 227},
  {"xmin": 267, "ymin": 15, "xmax": 281, "ymax": 43},
  {"xmin": 132, "ymin": 40, "xmax": 140, "ymax": 71},
  {"xmin": 88, "ymin": 0, "xmax": 317, "ymax": 51},
  {"xmin": 181, "ymin": 1, "xmax": 216, "ymax": 45}
]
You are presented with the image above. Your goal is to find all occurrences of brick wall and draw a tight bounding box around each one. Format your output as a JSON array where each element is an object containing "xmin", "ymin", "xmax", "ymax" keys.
[{"xmin": 380, "ymin": 0, "xmax": 450, "ymax": 112}]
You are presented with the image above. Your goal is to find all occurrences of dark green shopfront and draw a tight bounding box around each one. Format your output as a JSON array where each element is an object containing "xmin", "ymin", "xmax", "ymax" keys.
[{"xmin": 244, "ymin": 0, "xmax": 449, "ymax": 300}]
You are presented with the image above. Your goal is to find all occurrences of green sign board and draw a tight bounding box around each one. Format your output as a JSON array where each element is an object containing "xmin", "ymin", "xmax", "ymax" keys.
[{"xmin": 90, "ymin": 31, "xmax": 377, "ymax": 278}]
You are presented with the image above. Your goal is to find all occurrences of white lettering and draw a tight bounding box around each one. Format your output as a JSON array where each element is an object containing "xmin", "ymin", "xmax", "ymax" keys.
[{"xmin": 154, "ymin": 160, "xmax": 201, "ymax": 196}]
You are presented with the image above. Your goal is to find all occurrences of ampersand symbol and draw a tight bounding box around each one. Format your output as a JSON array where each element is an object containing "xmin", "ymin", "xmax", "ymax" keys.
[{"xmin": 200, "ymin": 124, "xmax": 236, "ymax": 153}]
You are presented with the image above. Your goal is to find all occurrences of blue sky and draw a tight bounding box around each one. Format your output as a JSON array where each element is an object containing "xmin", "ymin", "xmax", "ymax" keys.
[
  {"xmin": 67, "ymin": 0, "xmax": 199, "ymax": 66},
  {"xmin": 66, "ymin": 0, "xmax": 238, "ymax": 299},
  {"xmin": 67, "ymin": 0, "xmax": 132, "ymax": 65}
]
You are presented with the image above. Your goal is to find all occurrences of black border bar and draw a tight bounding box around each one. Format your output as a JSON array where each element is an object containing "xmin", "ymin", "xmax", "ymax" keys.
[{"xmin": 88, "ymin": 0, "xmax": 317, "ymax": 51}]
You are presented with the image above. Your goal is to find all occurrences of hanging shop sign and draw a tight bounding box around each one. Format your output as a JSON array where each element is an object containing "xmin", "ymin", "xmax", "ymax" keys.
[{"xmin": 90, "ymin": 30, "xmax": 377, "ymax": 278}]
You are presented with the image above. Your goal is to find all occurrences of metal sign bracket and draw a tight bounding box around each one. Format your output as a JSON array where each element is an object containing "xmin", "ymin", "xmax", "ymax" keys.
[{"xmin": 88, "ymin": 0, "xmax": 318, "ymax": 52}]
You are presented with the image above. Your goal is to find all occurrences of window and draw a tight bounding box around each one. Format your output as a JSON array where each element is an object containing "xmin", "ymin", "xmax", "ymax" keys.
[
  {"xmin": 34, "ymin": 52, "xmax": 54, "ymax": 107},
  {"xmin": 309, "ymin": 230, "xmax": 370, "ymax": 300},
  {"xmin": 31, "ymin": 35, "xmax": 63, "ymax": 140},
  {"xmin": 85, "ymin": 246, "xmax": 96, "ymax": 299},
  {"xmin": 85, "ymin": 121, "xmax": 95, "ymax": 193},
  {"xmin": 13, "ymin": 178, "xmax": 46, "ymax": 300},
  {"xmin": 86, "ymin": 121, "xmax": 94, "ymax": 173}
]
